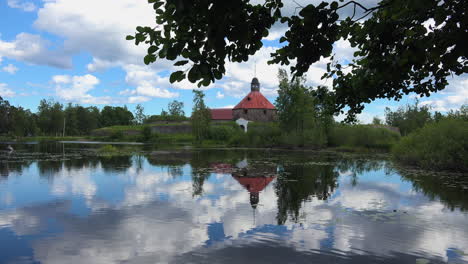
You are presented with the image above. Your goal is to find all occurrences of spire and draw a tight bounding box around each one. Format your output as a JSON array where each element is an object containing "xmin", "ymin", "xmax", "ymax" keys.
[{"xmin": 251, "ymin": 77, "xmax": 260, "ymax": 92}]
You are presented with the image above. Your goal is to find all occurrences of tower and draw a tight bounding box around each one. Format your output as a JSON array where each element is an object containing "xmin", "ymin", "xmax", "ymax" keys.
[{"xmin": 251, "ymin": 77, "xmax": 260, "ymax": 92}]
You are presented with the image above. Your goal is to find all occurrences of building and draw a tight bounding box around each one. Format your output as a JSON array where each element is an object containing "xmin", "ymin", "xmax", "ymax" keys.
[{"xmin": 210, "ymin": 77, "xmax": 277, "ymax": 123}]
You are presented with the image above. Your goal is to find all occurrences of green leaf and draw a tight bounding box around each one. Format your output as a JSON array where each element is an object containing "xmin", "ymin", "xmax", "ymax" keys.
[
  {"xmin": 174, "ymin": 60, "xmax": 189, "ymax": 66},
  {"xmin": 148, "ymin": 46, "xmax": 158, "ymax": 54},
  {"xmin": 170, "ymin": 71, "xmax": 184, "ymax": 83},
  {"xmin": 144, "ymin": 54, "xmax": 156, "ymax": 65},
  {"xmin": 188, "ymin": 66, "xmax": 199, "ymax": 83},
  {"xmin": 126, "ymin": 35, "xmax": 135, "ymax": 40}
]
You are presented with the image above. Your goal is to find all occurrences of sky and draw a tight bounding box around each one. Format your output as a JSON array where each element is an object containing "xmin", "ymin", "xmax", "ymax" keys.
[{"xmin": 0, "ymin": 0, "xmax": 466, "ymax": 123}]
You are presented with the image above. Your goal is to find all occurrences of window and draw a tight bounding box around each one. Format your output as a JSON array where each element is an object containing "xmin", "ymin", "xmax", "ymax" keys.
[
  {"xmin": 263, "ymin": 110, "xmax": 267, "ymax": 115},
  {"xmin": 247, "ymin": 97, "xmax": 251, "ymax": 101},
  {"xmin": 244, "ymin": 109, "xmax": 248, "ymax": 114}
]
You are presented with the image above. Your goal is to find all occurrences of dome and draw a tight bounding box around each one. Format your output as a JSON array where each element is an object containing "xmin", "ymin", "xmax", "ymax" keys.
[{"xmin": 251, "ymin": 77, "xmax": 259, "ymax": 85}]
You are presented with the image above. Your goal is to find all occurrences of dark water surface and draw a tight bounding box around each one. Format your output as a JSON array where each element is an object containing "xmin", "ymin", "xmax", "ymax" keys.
[{"xmin": 0, "ymin": 143, "xmax": 467, "ymax": 264}]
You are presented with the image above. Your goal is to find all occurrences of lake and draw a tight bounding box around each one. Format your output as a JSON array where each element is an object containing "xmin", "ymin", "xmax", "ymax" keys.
[{"xmin": 0, "ymin": 142, "xmax": 467, "ymax": 264}]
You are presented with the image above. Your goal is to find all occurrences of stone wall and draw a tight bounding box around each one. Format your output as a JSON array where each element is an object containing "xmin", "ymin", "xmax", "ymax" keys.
[{"xmin": 232, "ymin": 109, "xmax": 277, "ymax": 122}]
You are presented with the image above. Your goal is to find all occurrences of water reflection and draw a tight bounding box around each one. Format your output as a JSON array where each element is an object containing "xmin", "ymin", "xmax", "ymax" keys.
[{"xmin": 0, "ymin": 145, "xmax": 467, "ymax": 264}]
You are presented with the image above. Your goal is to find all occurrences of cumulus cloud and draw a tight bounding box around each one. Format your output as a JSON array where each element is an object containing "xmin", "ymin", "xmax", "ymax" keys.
[
  {"xmin": 0, "ymin": 83, "xmax": 16, "ymax": 97},
  {"xmin": 2, "ymin": 64, "xmax": 19, "ymax": 74},
  {"xmin": 52, "ymin": 74, "xmax": 114, "ymax": 104},
  {"xmin": 7, "ymin": 0, "xmax": 37, "ymax": 12},
  {"xmin": 123, "ymin": 65, "xmax": 179, "ymax": 98},
  {"xmin": 0, "ymin": 33, "xmax": 71, "ymax": 68},
  {"xmin": 420, "ymin": 75, "xmax": 468, "ymax": 112}
]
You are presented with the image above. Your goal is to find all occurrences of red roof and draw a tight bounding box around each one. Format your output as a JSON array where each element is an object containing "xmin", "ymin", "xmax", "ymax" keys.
[
  {"xmin": 233, "ymin": 176, "xmax": 275, "ymax": 193},
  {"xmin": 233, "ymin": 91, "xmax": 275, "ymax": 109},
  {"xmin": 210, "ymin": 108, "xmax": 233, "ymax": 120}
]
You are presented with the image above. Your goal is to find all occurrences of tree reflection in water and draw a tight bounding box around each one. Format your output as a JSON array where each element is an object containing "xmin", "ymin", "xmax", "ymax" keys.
[{"xmin": 275, "ymin": 163, "xmax": 339, "ymax": 224}]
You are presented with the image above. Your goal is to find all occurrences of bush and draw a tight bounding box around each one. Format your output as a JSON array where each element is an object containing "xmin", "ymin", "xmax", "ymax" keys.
[
  {"xmin": 329, "ymin": 125, "xmax": 400, "ymax": 150},
  {"xmin": 109, "ymin": 130, "xmax": 125, "ymax": 141},
  {"xmin": 392, "ymin": 119, "xmax": 468, "ymax": 171},
  {"xmin": 140, "ymin": 126, "xmax": 153, "ymax": 142},
  {"xmin": 244, "ymin": 122, "xmax": 281, "ymax": 147},
  {"xmin": 208, "ymin": 125, "xmax": 240, "ymax": 141}
]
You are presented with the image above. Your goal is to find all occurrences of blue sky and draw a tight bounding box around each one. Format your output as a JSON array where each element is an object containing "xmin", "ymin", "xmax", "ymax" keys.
[{"xmin": 0, "ymin": 0, "xmax": 466, "ymax": 123}]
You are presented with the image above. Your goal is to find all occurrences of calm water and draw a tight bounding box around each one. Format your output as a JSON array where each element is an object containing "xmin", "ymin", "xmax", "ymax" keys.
[{"xmin": 0, "ymin": 143, "xmax": 467, "ymax": 264}]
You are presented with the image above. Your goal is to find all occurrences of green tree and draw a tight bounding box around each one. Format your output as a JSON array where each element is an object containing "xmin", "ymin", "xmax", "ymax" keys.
[
  {"xmin": 134, "ymin": 104, "xmax": 147, "ymax": 124},
  {"xmin": 191, "ymin": 90, "xmax": 211, "ymax": 142},
  {"xmin": 9, "ymin": 106, "xmax": 38, "ymax": 137},
  {"xmin": 100, "ymin": 106, "xmax": 134, "ymax": 127},
  {"xmin": 37, "ymin": 99, "xmax": 64, "ymax": 136},
  {"xmin": 385, "ymin": 101, "xmax": 433, "ymax": 136},
  {"xmin": 0, "ymin": 96, "xmax": 11, "ymax": 134},
  {"xmin": 168, "ymin": 100, "xmax": 185, "ymax": 117},
  {"xmin": 372, "ymin": 117, "xmax": 383, "ymax": 125},
  {"xmin": 129, "ymin": 0, "xmax": 466, "ymax": 119},
  {"xmin": 275, "ymin": 69, "xmax": 333, "ymax": 146}
]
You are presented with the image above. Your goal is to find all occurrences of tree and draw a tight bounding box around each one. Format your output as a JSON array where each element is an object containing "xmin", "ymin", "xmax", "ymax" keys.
[
  {"xmin": 37, "ymin": 99, "xmax": 64, "ymax": 136},
  {"xmin": 275, "ymin": 69, "xmax": 333, "ymax": 145},
  {"xmin": 0, "ymin": 96, "xmax": 11, "ymax": 134},
  {"xmin": 385, "ymin": 101, "xmax": 433, "ymax": 136},
  {"xmin": 134, "ymin": 104, "xmax": 147, "ymax": 124},
  {"xmin": 191, "ymin": 90, "xmax": 211, "ymax": 142},
  {"xmin": 129, "ymin": 0, "xmax": 467, "ymax": 120},
  {"xmin": 372, "ymin": 117, "xmax": 383, "ymax": 125},
  {"xmin": 168, "ymin": 100, "xmax": 185, "ymax": 117},
  {"xmin": 100, "ymin": 106, "xmax": 134, "ymax": 127}
]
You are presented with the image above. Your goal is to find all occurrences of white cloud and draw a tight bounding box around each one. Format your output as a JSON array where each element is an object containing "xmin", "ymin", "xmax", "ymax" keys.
[
  {"xmin": 52, "ymin": 74, "xmax": 113, "ymax": 104},
  {"xmin": 7, "ymin": 0, "xmax": 37, "ymax": 12},
  {"xmin": 128, "ymin": 96, "xmax": 151, "ymax": 104},
  {"xmin": 216, "ymin": 91, "xmax": 225, "ymax": 99},
  {"xmin": 34, "ymin": 0, "xmax": 157, "ymax": 70},
  {"xmin": 124, "ymin": 65, "xmax": 179, "ymax": 99},
  {"xmin": 0, "ymin": 83, "xmax": 16, "ymax": 97},
  {"xmin": 420, "ymin": 75, "xmax": 468, "ymax": 112},
  {"xmin": 2, "ymin": 64, "xmax": 19, "ymax": 74},
  {"xmin": 0, "ymin": 33, "xmax": 71, "ymax": 68}
]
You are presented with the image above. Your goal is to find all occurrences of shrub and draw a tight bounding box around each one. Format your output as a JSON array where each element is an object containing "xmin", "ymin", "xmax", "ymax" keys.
[
  {"xmin": 109, "ymin": 130, "xmax": 125, "ymax": 141},
  {"xmin": 140, "ymin": 126, "xmax": 153, "ymax": 142},
  {"xmin": 208, "ymin": 125, "xmax": 240, "ymax": 141},
  {"xmin": 98, "ymin": 144, "xmax": 119, "ymax": 154},
  {"xmin": 392, "ymin": 119, "xmax": 468, "ymax": 171},
  {"xmin": 329, "ymin": 125, "xmax": 400, "ymax": 150}
]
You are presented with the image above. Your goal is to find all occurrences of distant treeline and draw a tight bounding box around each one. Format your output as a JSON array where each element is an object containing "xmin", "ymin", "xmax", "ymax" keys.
[{"xmin": 0, "ymin": 97, "xmax": 187, "ymax": 137}]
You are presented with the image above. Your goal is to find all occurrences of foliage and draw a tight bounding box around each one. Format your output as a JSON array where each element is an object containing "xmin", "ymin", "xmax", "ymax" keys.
[
  {"xmin": 144, "ymin": 114, "xmax": 189, "ymax": 123},
  {"xmin": 37, "ymin": 99, "xmax": 65, "ymax": 136},
  {"xmin": 0, "ymin": 96, "xmax": 10, "ymax": 134},
  {"xmin": 100, "ymin": 106, "xmax": 134, "ymax": 127},
  {"xmin": 129, "ymin": 0, "xmax": 467, "ymax": 119},
  {"xmin": 227, "ymin": 122, "xmax": 281, "ymax": 147},
  {"xmin": 191, "ymin": 90, "xmax": 211, "ymax": 142},
  {"xmin": 168, "ymin": 100, "xmax": 185, "ymax": 117},
  {"xmin": 275, "ymin": 69, "xmax": 334, "ymax": 147},
  {"xmin": 329, "ymin": 124, "xmax": 401, "ymax": 150},
  {"xmin": 98, "ymin": 144, "xmax": 119, "ymax": 154},
  {"xmin": 207, "ymin": 124, "xmax": 241, "ymax": 142},
  {"xmin": 392, "ymin": 118, "xmax": 468, "ymax": 171},
  {"xmin": 109, "ymin": 130, "xmax": 125, "ymax": 141},
  {"xmin": 134, "ymin": 104, "xmax": 147, "ymax": 124},
  {"xmin": 385, "ymin": 101, "xmax": 433, "ymax": 136},
  {"xmin": 64, "ymin": 104, "xmax": 100, "ymax": 136},
  {"xmin": 372, "ymin": 117, "xmax": 383, "ymax": 125}
]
